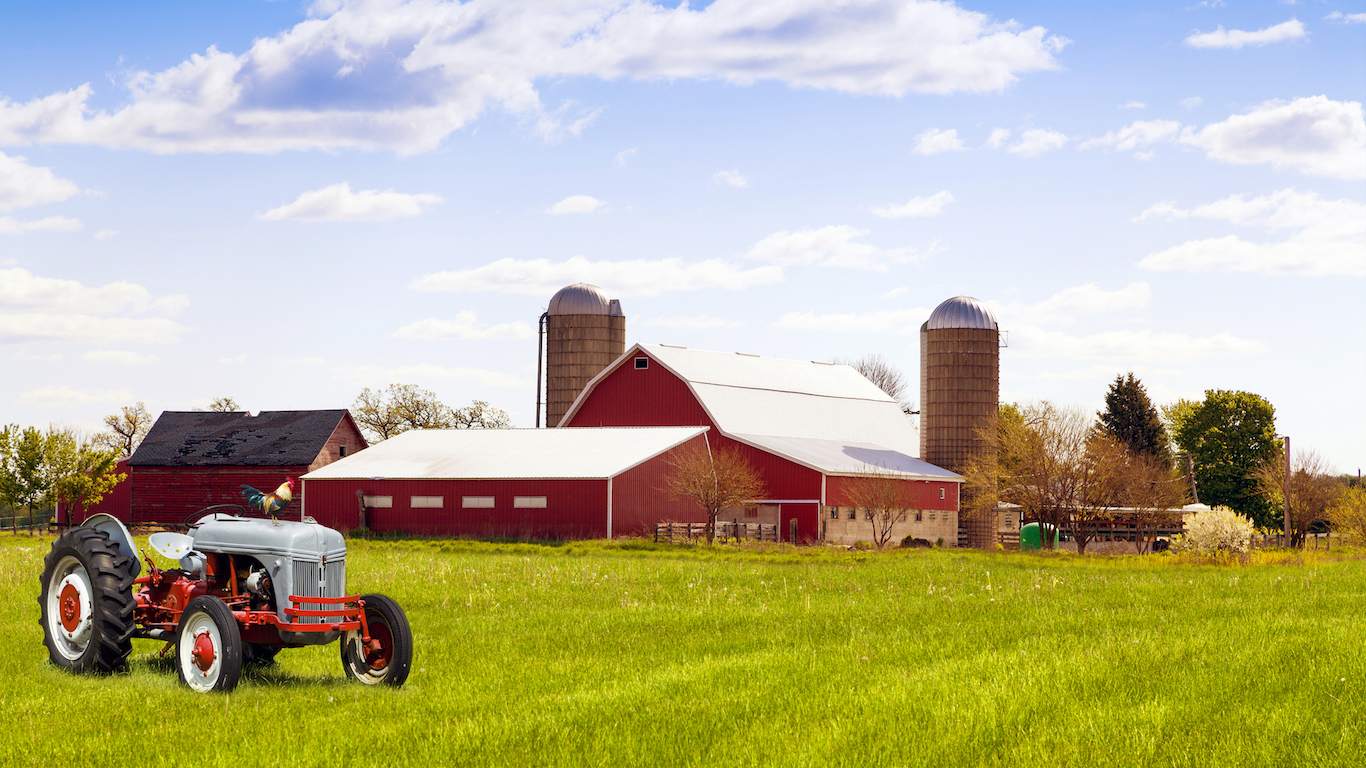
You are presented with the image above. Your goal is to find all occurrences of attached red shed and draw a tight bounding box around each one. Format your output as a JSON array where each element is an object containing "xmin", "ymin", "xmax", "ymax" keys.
[
  {"xmin": 301, "ymin": 426, "xmax": 709, "ymax": 538},
  {"xmin": 84, "ymin": 410, "xmax": 367, "ymax": 525},
  {"xmin": 560, "ymin": 344, "xmax": 963, "ymax": 544}
]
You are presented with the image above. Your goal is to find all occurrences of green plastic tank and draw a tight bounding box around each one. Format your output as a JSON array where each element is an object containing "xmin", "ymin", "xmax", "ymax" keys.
[{"xmin": 1020, "ymin": 522, "xmax": 1059, "ymax": 550}]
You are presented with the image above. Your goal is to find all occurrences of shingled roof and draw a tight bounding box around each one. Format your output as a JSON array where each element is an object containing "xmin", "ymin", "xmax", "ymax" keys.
[{"xmin": 128, "ymin": 410, "xmax": 357, "ymax": 467}]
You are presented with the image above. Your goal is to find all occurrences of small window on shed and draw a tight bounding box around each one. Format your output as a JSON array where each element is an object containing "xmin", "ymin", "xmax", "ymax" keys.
[
  {"xmin": 847, "ymin": 508, "xmax": 856, "ymax": 520},
  {"xmin": 338, "ymin": 445, "xmax": 347, "ymax": 458},
  {"xmin": 940, "ymin": 488, "xmax": 946, "ymax": 500},
  {"xmin": 362, "ymin": 495, "xmax": 392, "ymax": 508},
  {"xmin": 929, "ymin": 510, "xmax": 937, "ymax": 521},
  {"xmin": 744, "ymin": 506, "xmax": 758, "ymax": 519},
  {"xmin": 513, "ymin": 496, "xmax": 547, "ymax": 509},
  {"xmin": 411, "ymin": 496, "xmax": 443, "ymax": 509},
  {"xmin": 829, "ymin": 507, "xmax": 838, "ymax": 520},
  {"xmin": 462, "ymin": 496, "xmax": 495, "ymax": 509},
  {"xmin": 634, "ymin": 357, "xmax": 649, "ymax": 370}
]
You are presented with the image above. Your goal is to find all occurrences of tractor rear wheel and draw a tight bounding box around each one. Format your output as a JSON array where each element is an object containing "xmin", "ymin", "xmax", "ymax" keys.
[
  {"xmin": 340, "ymin": 594, "xmax": 412, "ymax": 687},
  {"xmin": 175, "ymin": 596, "xmax": 243, "ymax": 693},
  {"xmin": 38, "ymin": 527, "xmax": 136, "ymax": 673}
]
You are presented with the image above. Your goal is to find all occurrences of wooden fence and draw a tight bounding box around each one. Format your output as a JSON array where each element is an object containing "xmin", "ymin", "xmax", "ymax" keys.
[
  {"xmin": 654, "ymin": 521, "xmax": 779, "ymax": 544},
  {"xmin": 1250, "ymin": 533, "xmax": 1345, "ymax": 550}
]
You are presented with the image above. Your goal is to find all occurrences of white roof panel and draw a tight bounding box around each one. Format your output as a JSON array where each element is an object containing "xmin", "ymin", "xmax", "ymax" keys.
[
  {"xmin": 689, "ymin": 382, "xmax": 919, "ymax": 455},
  {"xmin": 303, "ymin": 427, "xmax": 706, "ymax": 481},
  {"xmin": 641, "ymin": 344, "xmax": 892, "ymax": 401},
  {"xmin": 731, "ymin": 434, "xmax": 960, "ymax": 481}
]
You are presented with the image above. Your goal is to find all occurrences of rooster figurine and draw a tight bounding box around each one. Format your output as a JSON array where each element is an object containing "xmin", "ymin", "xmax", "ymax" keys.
[{"xmin": 240, "ymin": 477, "xmax": 294, "ymax": 518}]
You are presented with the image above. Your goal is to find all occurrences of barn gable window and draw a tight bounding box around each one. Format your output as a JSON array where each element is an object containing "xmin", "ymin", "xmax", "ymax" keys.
[
  {"xmin": 634, "ymin": 357, "xmax": 649, "ymax": 370},
  {"xmin": 513, "ymin": 496, "xmax": 547, "ymax": 509},
  {"xmin": 362, "ymin": 495, "xmax": 392, "ymax": 508},
  {"xmin": 462, "ymin": 496, "xmax": 494, "ymax": 509},
  {"xmin": 411, "ymin": 496, "xmax": 443, "ymax": 509}
]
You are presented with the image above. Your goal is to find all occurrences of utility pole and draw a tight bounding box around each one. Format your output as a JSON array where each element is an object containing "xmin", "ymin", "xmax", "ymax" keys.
[
  {"xmin": 1182, "ymin": 453, "xmax": 1199, "ymax": 504},
  {"xmin": 1281, "ymin": 435, "xmax": 1291, "ymax": 547}
]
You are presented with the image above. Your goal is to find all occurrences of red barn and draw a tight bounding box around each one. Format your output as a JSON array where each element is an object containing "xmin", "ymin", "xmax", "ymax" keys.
[
  {"xmin": 301, "ymin": 426, "xmax": 708, "ymax": 538},
  {"xmin": 85, "ymin": 410, "xmax": 366, "ymax": 525},
  {"xmin": 560, "ymin": 343, "xmax": 962, "ymax": 544}
]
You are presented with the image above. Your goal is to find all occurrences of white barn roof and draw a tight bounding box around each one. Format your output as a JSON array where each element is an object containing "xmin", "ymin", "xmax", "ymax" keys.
[
  {"xmin": 731, "ymin": 434, "xmax": 959, "ymax": 480},
  {"xmin": 562, "ymin": 344, "xmax": 922, "ymax": 458},
  {"xmin": 303, "ymin": 426, "xmax": 706, "ymax": 481}
]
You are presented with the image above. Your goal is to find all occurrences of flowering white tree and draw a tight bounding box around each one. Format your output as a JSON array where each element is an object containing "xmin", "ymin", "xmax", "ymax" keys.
[{"xmin": 1171, "ymin": 505, "xmax": 1254, "ymax": 555}]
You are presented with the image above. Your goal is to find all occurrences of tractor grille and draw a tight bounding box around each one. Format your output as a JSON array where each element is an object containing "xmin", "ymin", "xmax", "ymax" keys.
[{"xmin": 291, "ymin": 558, "xmax": 347, "ymax": 624}]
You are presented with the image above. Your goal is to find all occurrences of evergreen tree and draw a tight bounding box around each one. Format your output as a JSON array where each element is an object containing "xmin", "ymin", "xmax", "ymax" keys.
[
  {"xmin": 1172, "ymin": 390, "xmax": 1279, "ymax": 530},
  {"xmin": 1098, "ymin": 373, "xmax": 1169, "ymax": 466}
]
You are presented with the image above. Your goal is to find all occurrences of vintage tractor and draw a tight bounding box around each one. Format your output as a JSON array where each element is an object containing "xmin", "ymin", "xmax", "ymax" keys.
[{"xmin": 38, "ymin": 510, "xmax": 412, "ymax": 693}]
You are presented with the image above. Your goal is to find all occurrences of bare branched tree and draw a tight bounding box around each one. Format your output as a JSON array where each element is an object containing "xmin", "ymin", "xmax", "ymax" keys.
[
  {"xmin": 1120, "ymin": 453, "xmax": 1188, "ymax": 554},
  {"xmin": 837, "ymin": 354, "xmax": 915, "ymax": 415},
  {"xmin": 1254, "ymin": 447, "xmax": 1339, "ymax": 547},
  {"xmin": 94, "ymin": 402, "xmax": 154, "ymax": 458},
  {"xmin": 207, "ymin": 397, "xmax": 240, "ymax": 412},
  {"xmin": 844, "ymin": 464, "xmax": 914, "ymax": 549},
  {"xmin": 351, "ymin": 384, "xmax": 511, "ymax": 443},
  {"xmin": 665, "ymin": 440, "xmax": 768, "ymax": 545}
]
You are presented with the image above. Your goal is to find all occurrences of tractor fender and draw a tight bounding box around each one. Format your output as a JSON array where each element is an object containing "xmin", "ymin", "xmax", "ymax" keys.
[{"xmin": 80, "ymin": 513, "xmax": 141, "ymax": 578}]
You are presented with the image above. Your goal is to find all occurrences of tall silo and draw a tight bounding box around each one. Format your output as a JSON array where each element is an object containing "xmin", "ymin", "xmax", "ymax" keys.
[
  {"xmin": 919, "ymin": 295, "xmax": 999, "ymax": 548},
  {"xmin": 539, "ymin": 283, "xmax": 625, "ymax": 428}
]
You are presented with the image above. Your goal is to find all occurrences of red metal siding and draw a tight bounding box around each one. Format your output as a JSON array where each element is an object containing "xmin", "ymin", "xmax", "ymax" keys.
[
  {"xmin": 302, "ymin": 478, "xmax": 609, "ymax": 539},
  {"xmin": 131, "ymin": 467, "xmax": 310, "ymax": 525},
  {"xmin": 825, "ymin": 476, "xmax": 960, "ymax": 512},
  {"xmin": 565, "ymin": 354, "xmax": 714, "ymax": 429},
  {"xmin": 62, "ymin": 459, "xmax": 132, "ymax": 524},
  {"xmin": 610, "ymin": 436, "xmax": 710, "ymax": 537}
]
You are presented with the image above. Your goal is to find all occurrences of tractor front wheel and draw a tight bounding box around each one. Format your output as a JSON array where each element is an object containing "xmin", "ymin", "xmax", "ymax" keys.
[
  {"xmin": 175, "ymin": 596, "xmax": 243, "ymax": 693},
  {"xmin": 38, "ymin": 527, "xmax": 136, "ymax": 673},
  {"xmin": 340, "ymin": 594, "xmax": 412, "ymax": 687}
]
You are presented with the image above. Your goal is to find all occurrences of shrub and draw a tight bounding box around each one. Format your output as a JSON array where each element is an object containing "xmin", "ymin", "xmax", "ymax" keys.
[
  {"xmin": 1327, "ymin": 486, "xmax": 1366, "ymax": 546},
  {"xmin": 1170, "ymin": 505, "xmax": 1254, "ymax": 555},
  {"xmin": 899, "ymin": 536, "xmax": 932, "ymax": 549}
]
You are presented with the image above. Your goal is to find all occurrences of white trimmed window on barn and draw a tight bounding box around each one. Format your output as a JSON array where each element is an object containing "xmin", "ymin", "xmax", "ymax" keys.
[
  {"xmin": 462, "ymin": 496, "xmax": 495, "ymax": 509},
  {"xmin": 411, "ymin": 496, "xmax": 443, "ymax": 509},
  {"xmin": 362, "ymin": 495, "xmax": 392, "ymax": 508},
  {"xmin": 513, "ymin": 496, "xmax": 547, "ymax": 509}
]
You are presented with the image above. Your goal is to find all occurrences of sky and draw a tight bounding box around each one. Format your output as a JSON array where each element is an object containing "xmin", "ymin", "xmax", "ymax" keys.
[{"xmin": 0, "ymin": 0, "xmax": 1362, "ymax": 472}]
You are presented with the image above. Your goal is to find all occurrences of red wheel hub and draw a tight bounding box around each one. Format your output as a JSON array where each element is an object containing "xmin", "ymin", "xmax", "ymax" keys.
[
  {"xmin": 191, "ymin": 632, "xmax": 216, "ymax": 672},
  {"xmin": 58, "ymin": 583, "xmax": 82, "ymax": 633},
  {"xmin": 364, "ymin": 620, "xmax": 393, "ymax": 671}
]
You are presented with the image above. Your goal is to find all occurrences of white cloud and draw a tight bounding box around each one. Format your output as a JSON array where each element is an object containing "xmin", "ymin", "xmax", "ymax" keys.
[
  {"xmin": 1179, "ymin": 96, "xmax": 1366, "ymax": 179},
  {"xmin": 1007, "ymin": 128, "xmax": 1068, "ymax": 157},
  {"xmin": 710, "ymin": 170, "xmax": 748, "ymax": 188},
  {"xmin": 773, "ymin": 308, "xmax": 929, "ymax": 334},
  {"xmin": 1010, "ymin": 327, "xmax": 1263, "ymax": 362},
  {"xmin": 984, "ymin": 127, "xmax": 1011, "ymax": 149},
  {"xmin": 615, "ymin": 148, "xmax": 636, "ymax": 166},
  {"xmin": 1325, "ymin": 12, "xmax": 1366, "ymax": 24},
  {"xmin": 882, "ymin": 286, "xmax": 909, "ymax": 299},
  {"xmin": 94, "ymin": 229, "xmax": 118, "ymax": 240},
  {"xmin": 0, "ymin": 151, "xmax": 81, "ymax": 211},
  {"xmin": 0, "ymin": 215, "xmax": 83, "ymax": 234},
  {"xmin": 412, "ymin": 255, "xmax": 783, "ymax": 297},
  {"xmin": 260, "ymin": 182, "xmax": 441, "ymax": 221},
  {"xmin": 338, "ymin": 363, "xmax": 526, "ymax": 389},
  {"xmin": 548, "ymin": 195, "xmax": 607, "ymax": 214},
  {"xmin": 1136, "ymin": 188, "xmax": 1366, "ymax": 276},
  {"xmin": 0, "ymin": 267, "xmax": 187, "ymax": 343},
  {"xmin": 392, "ymin": 311, "xmax": 535, "ymax": 340},
  {"xmin": 639, "ymin": 314, "xmax": 743, "ymax": 330},
  {"xmin": 997, "ymin": 283, "xmax": 1151, "ymax": 327},
  {"xmin": 1120, "ymin": 101, "xmax": 1146, "ymax": 110},
  {"xmin": 19, "ymin": 386, "xmax": 134, "ymax": 408},
  {"xmin": 744, "ymin": 225, "xmax": 930, "ymax": 270},
  {"xmin": 0, "ymin": 0, "xmax": 1066, "ymax": 155},
  {"xmin": 1181, "ymin": 96, "xmax": 1204, "ymax": 109},
  {"xmin": 872, "ymin": 190, "xmax": 954, "ymax": 218},
  {"xmin": 913, "ymin": 128, "xmax": 965, "ymax": 155},
  {"xmin": 1185, "ymin": 19, "xmax": 1306, "ymax": 49},
  {"xmin": 82, "ymin": 350, "xmax": 159, "ymax": 365},
  {"xmin": 1080, "ymin": 119, "xmax": 1180, "ymax": 152}
]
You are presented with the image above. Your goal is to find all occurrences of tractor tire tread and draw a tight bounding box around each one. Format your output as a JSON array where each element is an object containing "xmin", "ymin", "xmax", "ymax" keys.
[{"xmin": 38, "ymin": 527, "xmax": 137, "ymax": 673}]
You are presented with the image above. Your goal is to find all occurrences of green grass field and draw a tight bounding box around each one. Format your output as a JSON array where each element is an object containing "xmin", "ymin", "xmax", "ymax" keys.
[{"xmin": 2, "ymin": 534, "xmax": 1363, "ymax": 767}]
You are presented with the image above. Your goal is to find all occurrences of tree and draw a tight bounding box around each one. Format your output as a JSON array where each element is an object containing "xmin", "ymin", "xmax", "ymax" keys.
[
  {"xmin": 844, "ymin": 465, "xmax": 914, "ymax": 550},
  {"xmin": 1172, "ymin": 390, "xmax": 1279, "ymax": 530},
  {"xmin": 1327, "ymin": 486, "xmax": 1366, "ymax": 546},
  {"xmin": 0, "ymin": 426, "xmax": 52, "ymax": 534},
  {"xmin": 1254, "ymin": 448, "xmax": 1339, "ymax": 547},
  {"xmin": 202, "ymin": 397, "xmax": 241, "ymax": 412},
  {"xmin": 837, "ymin": 354, "xmax": 915, "ymax": 415},
  {"xmin": 95, "ymin": 402, "xmax": 153, "ymax": 458},
  {"xmin": 1171, "ymin": 506, "xmax": 1254, "ymax": 555},
  {"xmin": 665, "ymin": 441, "xmax": 768, "ymax": 545},
  {"xmin": 1098, "ymin": 373, "xmax": 1170, "ymax": 467},
  {"xmin": 46, "ymin": 428, "xmax": 125, "ymax": 524},
  {"xmin": 352, "ymin": 384, "xmax": 512, "ymax": 443},
  {"xmin": 1119, "ymin": 452, "xmax": 1188, "ymax": 554}
]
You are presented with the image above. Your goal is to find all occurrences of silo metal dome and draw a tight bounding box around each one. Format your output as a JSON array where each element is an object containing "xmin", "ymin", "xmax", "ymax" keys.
[
  {"xmin": 548, "ymin": 283, "xmax": 623, "ymax": 316},
  {"xmin": 925, "ymin": 295, "xmax": 998, "ymax": 331}
]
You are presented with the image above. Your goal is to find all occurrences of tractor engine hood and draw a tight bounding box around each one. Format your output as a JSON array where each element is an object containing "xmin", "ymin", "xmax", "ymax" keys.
[{"xmin": 190, "ymin": 516, "xmax": 346, "ymax": 563}]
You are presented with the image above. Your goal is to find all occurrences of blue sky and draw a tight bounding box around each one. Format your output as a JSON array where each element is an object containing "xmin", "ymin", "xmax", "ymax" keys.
[{"xmin": 1, "ymin": 0, "xmax": 1362, "ymax": 472}]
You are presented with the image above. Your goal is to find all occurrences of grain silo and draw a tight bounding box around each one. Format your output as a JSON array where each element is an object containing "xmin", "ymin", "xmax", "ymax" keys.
[
  {"xmin": 538, "ymin": 283, "xmax": 625, "ymax": 428},
  {"xmin": 919, "ymin": 295, "xmax": 999, "ymax": 548}
]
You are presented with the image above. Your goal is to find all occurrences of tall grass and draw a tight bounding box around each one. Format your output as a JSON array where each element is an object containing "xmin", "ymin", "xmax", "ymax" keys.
[{"xmin": 2, "ymin": 536, "xmax": 1362, "ymax": 766}]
